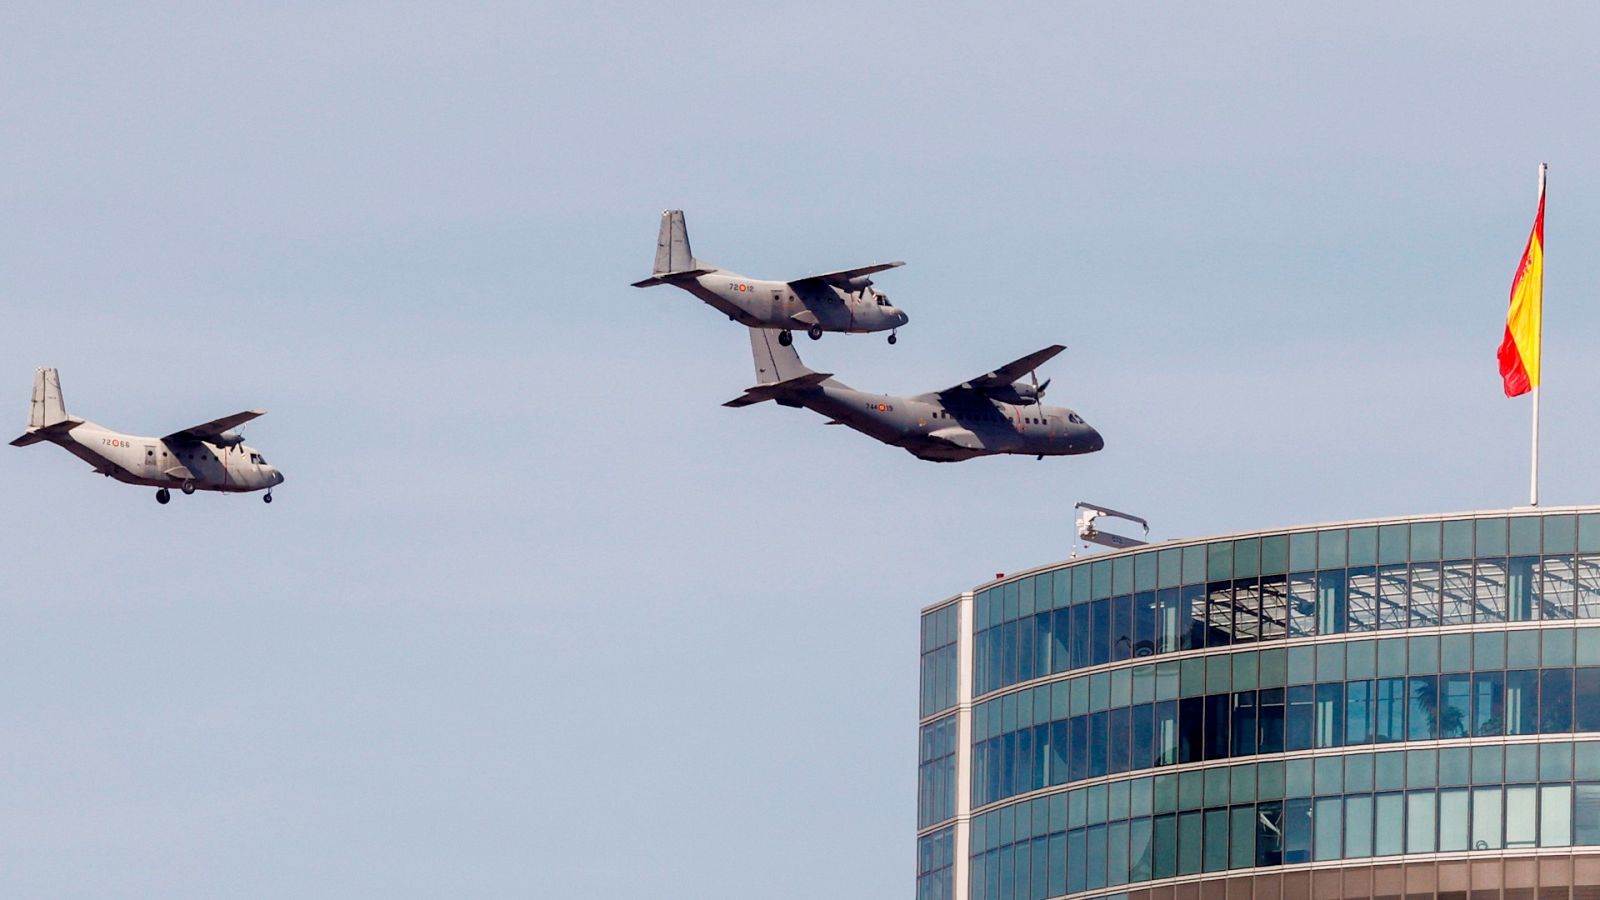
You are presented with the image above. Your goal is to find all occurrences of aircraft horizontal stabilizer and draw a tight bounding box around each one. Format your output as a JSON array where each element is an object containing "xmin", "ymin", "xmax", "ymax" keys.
[
  {"xmin": 723, "ymin": 372, "xmax": 832, "ymax": 408},
  {"xmin": 8, "ymin": 417, "xmax": 82, "ymax": 447},
  {"xmin": 630, "ymin": 267, "xmax": 715, "ymax": 288}
]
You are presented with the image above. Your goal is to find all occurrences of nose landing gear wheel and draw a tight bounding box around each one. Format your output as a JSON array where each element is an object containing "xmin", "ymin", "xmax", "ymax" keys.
[
  {"xmin": 263, "ymin": 492, "xmax": 273, "ymax": 504},
  {"xmin": 807, "ymin": 324, "xmax": 823, "ymax": 341},
  {"xmin": 156, "ymin": 488, "xmax": 170, "ymax": 505},
  {"xmin": 777, "ymin": 329, "xmax": 793, "ymax": 346},
  {"xmin": 888, "ymin": 331, "xmax": 898, "ymax": 345},
  {"xmin": 181, "ymin": 480, "xmax": 196, "ymax": 495}
]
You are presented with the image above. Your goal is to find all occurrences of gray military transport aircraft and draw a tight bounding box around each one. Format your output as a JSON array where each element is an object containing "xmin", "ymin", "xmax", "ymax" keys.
[
  {"xmin": 724, "ymin": 328, "xmax": 1103, "ymax": 462},
  {"xmin": 9, "ymin": 368, "xmax": 284, "ymax": 504},
  {"xmin": 631, "ymin": 209, "xmax": 910, "ymax": 345}
]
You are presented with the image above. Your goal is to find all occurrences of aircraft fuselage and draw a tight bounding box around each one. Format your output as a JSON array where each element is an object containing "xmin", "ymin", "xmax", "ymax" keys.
[
  {"xmin": 39, "ymin": 421, "xmax": 283, "ymax": 493},
  {"xmin": 790, "ymin": 385, "xmax": 1103, "ymax": 462},
  {"xmin": 675, "ymin": 271, "xmax": 909, "ymax": 335}
]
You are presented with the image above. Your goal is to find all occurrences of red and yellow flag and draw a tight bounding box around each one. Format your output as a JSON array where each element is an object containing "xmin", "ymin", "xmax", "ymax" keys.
[{"xmin": 1497, "ymin": 181, "xmax": 1545, "ymax": 397}]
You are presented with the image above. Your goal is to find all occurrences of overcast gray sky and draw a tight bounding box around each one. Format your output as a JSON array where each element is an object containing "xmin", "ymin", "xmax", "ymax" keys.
[{"xmin": 4, "ymin": 3, "xmax": 1600, "ymax": 897}]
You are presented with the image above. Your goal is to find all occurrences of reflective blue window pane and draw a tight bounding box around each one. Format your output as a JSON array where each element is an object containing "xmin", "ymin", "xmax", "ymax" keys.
[
  {"xmin": 1505, "ymin": 669, "xmax": 1539, "ymax": 735},
  {"xmin": 1152, "ymin": 814, "xmax": 1176, "ymax": 879},
  {"xmin": 1345, "ymin": 680, "xmax": 1373, "ymax": 745},
  {"xmin": 1477, "ymin": 518, "xmax": 1509, "ymax": 556},
  {"xmin": 1231, "ymin": 691, "xmax": 1258, "ymax": 757},
  {"xmin": 1577, "ymin": 784, "xmax": 1600, "ymax": 846},
  {"xmin": 1288, "ymin": 572, "xmax": 1317, "ymax": 638},
  {"xmin": 1547, "ymin": 515, "xmax": 1578, "ymax": 554},
  {"xmin": 1344, "ymin": 794, "xmax": 1373, "ymax": 858},
  {"xmin": 1541, "ymin": 556, "xmax": 1577, "ymax": 619},
  {"xmin": 1472, "ymin": 786, "xmax": 1503, "ymax": 849},
  {"xmin": 1439, "ymin": 673, "xmax": 1471, "ymax": 739},
  {"xmin": 1286, "ymin": 685, "xmax": 1315, "ymax": 751},
  {"xmin": 1409, "ymin": 564, "xmax": 1442, "ymax": 627},
  {"xmin": 1378, "ymin": 524, "xmax": 1408, "ymax": 565},
  {"xmin": 1437, "ymin": 787, "xmax": 1469, "ymax": 851},
  {"xmin": 1202, "ymin": 809, "xmax": 1229, "ymax": 873},
  {"xmin": 1543, "ymin": 784, "xmax": 1573, "ymax": 847},
  {"xmin": 1543, "ymin": 669, "xmax": 1574, "ymax": 732},
  {"xmin": 1508, "ymin": 556, "xmax": 1538, "ymax": 621},
  {"xmin": 1128, "ymin": 818, "xmax": 1153, "ymax": 883},
  {"xmin": 1410, "ymin": 521, "xmax": 1441, "ymax": 560},
  {"xmin": 1316, "ymin": 570, "xmax": 1346, "ymax": 634},
  {"xmin": 1406, "ymin": 791, "xmax": 1436, "ymax": 853},
  {"xmin": 1577, "ymin": 667, "xmax": 1600, "ymax": 732},
  {"xmin": 1255, "ymin": 801, "xmax": 1284, "ymax": 867},
  {"xmin": 1406, "ymin": 675, "xmax": 1439, "ymax": 740},
  {"xmin": 1312, "ymin": 796, "xmax": 1343, "ymax": 860},
  {"xmin": 1256, "ymin": 688, "xmax": 1285, "ymax": 754},
  {"xmin": 1476, "ymin": 559, "xmax": 1509, "ymax": 623},
  {"xmin": 1442, "ymin": 520, "xmax": 1474, "ymax": 559},
  {"xmin": 1374, "ymin": 792, "xmax": 1405, "ymax": 856},
  {"xmin": 1510, "ymin": 516, "xmax": 1542, "ymax": 555},
  {"xmin": 1374, "ymin": 677, "xmax": 1406, "ymax": 742},
  {"xmin": 1441, "ymin": 561, "xmax": 1475, "ymax": 625},
  {"xmin": 1229, "ymin": 805, "xmax": 1255, "ymax": 869},
  {"xmin": 1283, "ymin": 797, "xmax": 1313, "ymax": 863},
  {"xmin": 1349, "ymin": 527, "xmax": 1377, "ymax": 566},
  {"xmin": 1471, "ymin": 670, "xmax": 1504, "ymax": 737}
]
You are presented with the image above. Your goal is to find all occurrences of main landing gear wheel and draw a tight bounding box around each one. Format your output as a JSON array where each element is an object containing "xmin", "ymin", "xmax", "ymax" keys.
[
  {"xmin": 807, "ymin": 324, "xmax": 823, "ymax": 341},
  {"xmin": 156, "ymin": 488, "xmax": 170, "ymax": 505},
  {"xmin": 777, "ymin": 329, "xmax": 793, "ymax": 346},
  {"xmin": 263, "ymin": 492, "xmax": 273, "ymax": 504},
  {"xmin": 181, "ymin": 480, "xmax": 196, "ymax": 495}
]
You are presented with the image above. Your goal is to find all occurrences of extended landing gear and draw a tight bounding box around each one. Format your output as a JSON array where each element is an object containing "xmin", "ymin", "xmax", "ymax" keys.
[
  {"xmin": 778, "ymin": 329, "xmax": 793, "ymax": 346},
  {"xmin": 263, "ymin": 491, "xmax": 273, "ymax": 504},
  {"xmin": 156, "ymin": 488, "xmax": 170, "ymax": 505},
  {"xmin": 808, "ymin": 324, "xmax": 823, "ymax": 341},
  {"xmin": 181, "ymin": 480, "xmax": 196, "ymax": 495},
  {"xmin": 888, "ymin": 329, "xmax": 898, "ymax": 345}
]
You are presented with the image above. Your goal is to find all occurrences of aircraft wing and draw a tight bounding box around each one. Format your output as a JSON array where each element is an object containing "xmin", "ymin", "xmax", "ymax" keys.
[
  {"xmin": 164, "ymin": 409, "xmax": 265, "ymax": 443},
  {"xmin": 940, "ymin": 345, "xmax": 1067, "ymax": 395},
  {"xmin": 787, "ymin": 261, "xmax": 904, "ymax": 290}
]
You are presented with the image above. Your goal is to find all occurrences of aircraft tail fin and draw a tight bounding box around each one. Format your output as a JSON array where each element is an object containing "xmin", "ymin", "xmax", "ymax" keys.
[
  {"xmin": 630, "ymin": 209, "xmax": 714, "ymax": 287},
  {"xmin": 748, "ymin": 327, "xmax": 815, "ymax": 384},
  {"xmin": 28, "ymin": 367, "xmax": 68, "ymax": 429},
  {"xmin": 11, "ymin": 367, "xmax": 78, "ymax": 446},
  {"xmin": 724, "ymin": 328, "xmax": 847, "ymax": 406}
]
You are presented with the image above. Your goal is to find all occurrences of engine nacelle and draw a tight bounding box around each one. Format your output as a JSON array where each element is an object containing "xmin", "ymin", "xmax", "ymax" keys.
[
  {"xmin": 841, "ymin": 275, "xmax": 874, "ymax": 291},
  {"xmin": 212, "ymin": 430, "xmax": 245, "ymax": 447}
]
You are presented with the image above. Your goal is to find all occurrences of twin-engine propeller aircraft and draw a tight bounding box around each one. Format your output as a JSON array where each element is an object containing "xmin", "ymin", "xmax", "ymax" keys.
[
  {"xmin": 724, "ymin": 329, "xmax": 1104, "ymax": 462},
  {"xmin": 631, "ymin": 209, "xmax": 910, "ymax": 345},
  {"xmin": 9, "ymin": 368, "xmax": 284, "ymax": 504}
]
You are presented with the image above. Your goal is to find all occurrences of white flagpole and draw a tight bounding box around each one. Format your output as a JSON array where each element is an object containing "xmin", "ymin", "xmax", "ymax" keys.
[{"xmin": 1530, "ymin": 162, "xmax": 1546, "ymax": 507}]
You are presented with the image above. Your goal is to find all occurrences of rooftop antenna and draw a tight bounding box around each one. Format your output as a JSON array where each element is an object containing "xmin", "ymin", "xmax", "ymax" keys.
[{"xmin": 1075, "ymin": 501, "xmax": 1150, "ymax": 550}]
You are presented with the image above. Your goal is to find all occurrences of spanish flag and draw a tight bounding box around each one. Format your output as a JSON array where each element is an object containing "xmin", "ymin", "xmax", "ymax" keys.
[{"xmin": 1497, "ymin": 177, "xmax": 1545, "ymax": 397}]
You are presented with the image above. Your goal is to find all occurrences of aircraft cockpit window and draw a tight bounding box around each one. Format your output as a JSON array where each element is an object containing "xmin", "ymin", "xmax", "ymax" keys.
[
  {"xmin": 255, "ymin": 454, "xmax": 268, "ymax": 464},
  {"xmin": 876, "ymin": 294, "xmax": 890, "ymax": 306},
  {"xmin": 1068, "ymin": 413, "xmax": 1085, "ymax": 424}
]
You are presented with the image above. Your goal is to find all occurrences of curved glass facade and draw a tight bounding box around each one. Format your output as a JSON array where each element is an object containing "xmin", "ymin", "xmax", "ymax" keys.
[{"xmin": 917, "ymin": 509, "xmax": 1600, "ymax": 900}]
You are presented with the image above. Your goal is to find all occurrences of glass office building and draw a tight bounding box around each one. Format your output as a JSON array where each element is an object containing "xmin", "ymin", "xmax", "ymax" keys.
[{"xmin": 917, "ymin": 508, "xmax": 1600, "ymax": 900}]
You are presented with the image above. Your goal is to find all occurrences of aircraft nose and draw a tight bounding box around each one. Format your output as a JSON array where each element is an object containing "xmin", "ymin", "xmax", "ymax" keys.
[
  {"xmin": 1086, "ymin": 429, "xmax": 1105, "ymax": 452},
  {"xmin": 268, "ymin": 467, "xmax": 285, "ymax": 485},
  {"xmin": 895, "ymin": 309, "xmax": 909, "ymax": 326}
]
